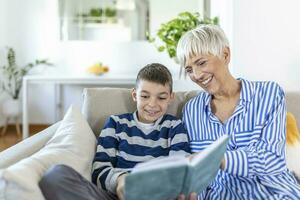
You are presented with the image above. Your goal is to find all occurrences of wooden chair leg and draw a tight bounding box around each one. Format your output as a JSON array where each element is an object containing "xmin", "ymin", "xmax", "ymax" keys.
[
  {"xmin": 15, "ymin": 117, "xmax": 22, "ymax": 138},
  {"xmin": 1, "ymin": 118, "xmax": 9, "ymax": 137}
]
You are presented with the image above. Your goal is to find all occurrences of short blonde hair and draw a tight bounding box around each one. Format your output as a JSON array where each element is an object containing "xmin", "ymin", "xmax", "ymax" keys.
[{"xmin": 176, "ymin": 24, "xmax": 229, "ymax": 67}]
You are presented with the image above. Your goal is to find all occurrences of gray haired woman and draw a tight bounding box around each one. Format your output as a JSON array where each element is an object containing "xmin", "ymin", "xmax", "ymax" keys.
[{"xmin": 177, "ymin": 24, "xmax": 300, "ymax": 199}]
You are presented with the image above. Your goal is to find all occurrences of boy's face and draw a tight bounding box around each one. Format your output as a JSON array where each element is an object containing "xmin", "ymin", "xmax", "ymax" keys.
[{"xmin": 131, "ymin": 80, "xmax": 174, "ymax": 124}]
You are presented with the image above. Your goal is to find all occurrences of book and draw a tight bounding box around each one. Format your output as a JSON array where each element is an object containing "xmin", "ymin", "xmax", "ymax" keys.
[{"xmin": 124, "ymin": 135, "xmax": 230, "ymax": 200}]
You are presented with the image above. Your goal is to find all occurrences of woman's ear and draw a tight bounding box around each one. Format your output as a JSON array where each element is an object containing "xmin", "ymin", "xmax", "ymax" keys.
[
  {"xmin": 223, "ymin": 47, "xmax": 231, "ymax": 64},
  {"xmin": 131, "ymin": 88, "xmax": 137, "ymax": 102}
]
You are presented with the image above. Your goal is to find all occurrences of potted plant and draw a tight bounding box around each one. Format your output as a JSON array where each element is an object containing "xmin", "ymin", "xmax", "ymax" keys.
[
  {"xmin": 148, "ymin": 12, "xmax": 219, "ymax": 77},
  {"xmin": 104, "ymin": 7, "xmax": 117, "ymax": 23},
  {"xmin": 0, "ymin": 47, "xmax": 51, "ymax": 117}
]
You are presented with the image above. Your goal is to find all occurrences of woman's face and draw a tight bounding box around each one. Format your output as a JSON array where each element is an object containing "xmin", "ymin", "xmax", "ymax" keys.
[{"xmin": 184, "ymin": 48, "xmax": 230, "ymax": 95}]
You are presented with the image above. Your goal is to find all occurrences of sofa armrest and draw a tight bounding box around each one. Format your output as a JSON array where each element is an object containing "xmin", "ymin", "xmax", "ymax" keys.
[{"xmin": 0, "ymin": 122, "xmax": 60, "ymax": 169}]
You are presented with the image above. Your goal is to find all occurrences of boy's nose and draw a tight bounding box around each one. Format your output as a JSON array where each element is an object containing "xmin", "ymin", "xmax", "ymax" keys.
[{"xmin": 148, "ymin": 97, "xmax": 157, "ymax": 106}]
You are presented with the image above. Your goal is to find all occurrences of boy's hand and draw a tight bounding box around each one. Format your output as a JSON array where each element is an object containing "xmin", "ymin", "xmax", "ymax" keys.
[
  {"xmin": 188, "ymin": 151, "xmax": 201, "ymax": 161},
  {"xmin": 116, "ymin": 173, "xmax": 127, "ymax": 200},
  {"xmin": 176, "ymin": 192, "xmax": 197, "ymax": 200},
  {"xmin": 220, "ymin": 158, "xmax": 226, "ymax": 170}
]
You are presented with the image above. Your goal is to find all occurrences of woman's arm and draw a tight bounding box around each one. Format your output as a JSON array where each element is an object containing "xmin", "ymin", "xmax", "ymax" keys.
[{"xmin": 223, "ymin": 84, "xmax": 287, "ymax": 177}]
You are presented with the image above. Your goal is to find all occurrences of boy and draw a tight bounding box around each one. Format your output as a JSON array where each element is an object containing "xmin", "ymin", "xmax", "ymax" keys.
[
  {"xmin": 39, "ymin": 63, "xmax": 190, "ymax": 200},
  {"xmin": 92, "ymin": 63, "xmax": 190, "ymax": 200}
]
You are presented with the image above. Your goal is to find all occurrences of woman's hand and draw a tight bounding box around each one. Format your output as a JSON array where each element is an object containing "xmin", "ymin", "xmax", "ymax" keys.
[
  {"xmin": 116, "ymin": 173, "xmax": 127, "ymax": 200},
  {"xmin": 177, "ymin": 192, "xmax": 198, "ymax": 200},
  {"xmin": 188, "ymin": 151, "xmax": 201, "ymax": 161}
]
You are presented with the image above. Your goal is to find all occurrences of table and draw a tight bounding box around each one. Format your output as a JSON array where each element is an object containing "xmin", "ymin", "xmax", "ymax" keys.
[{"xmin": 22, "ymin": 75, "xmax": 136, "ymax": 139}]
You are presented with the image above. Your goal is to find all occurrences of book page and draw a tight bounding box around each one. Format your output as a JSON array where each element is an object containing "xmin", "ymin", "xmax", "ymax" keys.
[
  {"xmin": 190, "ymin": 135, "xmax": 229, "ymax": 166},
  {"xmin": 132, "ymin": 154, "xmax": 189, "ymax": 173},
  {"xmin": 181, "ymin": 134, "xmax": 230, "ymax": 195}
]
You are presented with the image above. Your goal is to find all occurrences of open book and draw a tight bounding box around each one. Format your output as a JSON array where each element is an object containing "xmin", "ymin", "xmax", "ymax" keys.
[{"xmin": 124, "ymin": 135, "xmax": 230, "ymax": 200}]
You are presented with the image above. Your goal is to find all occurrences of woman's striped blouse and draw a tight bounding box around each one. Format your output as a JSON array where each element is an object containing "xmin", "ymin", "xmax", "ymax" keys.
[{"xmin": 183, "ymin": 78, "xmax": 300, "ymax": 199}]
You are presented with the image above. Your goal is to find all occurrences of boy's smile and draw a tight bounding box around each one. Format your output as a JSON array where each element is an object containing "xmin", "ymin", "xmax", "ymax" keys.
[{"xmin": 132, "ymin": 80, "xmax": 174, "ymax": 123}]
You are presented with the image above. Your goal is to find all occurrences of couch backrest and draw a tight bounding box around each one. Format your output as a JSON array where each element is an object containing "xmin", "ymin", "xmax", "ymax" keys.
[
  {"xmin": 82, "ymin": 88, "xmax": 300, "ymax": 137},
  {"xmin": 286, "ymin": 92, "xmax": 300, "ymax": 128},
  {"xmin": 82, "ymin": 88, "xmax": 199, "ymax": 136}
]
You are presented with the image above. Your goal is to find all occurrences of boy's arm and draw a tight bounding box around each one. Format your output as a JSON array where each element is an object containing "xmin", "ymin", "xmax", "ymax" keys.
[
  {"xmin": 91, "ymin": 117, "xmax": 128, "ymax": 194},
  {"xmin": 169, "ymin": 120, "xmax": 191, "ymax": 156}
]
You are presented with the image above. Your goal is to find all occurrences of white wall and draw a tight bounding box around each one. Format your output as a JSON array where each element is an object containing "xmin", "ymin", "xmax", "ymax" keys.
[
  {"xmin": 5, "ymin": 0, "xmax": 299, "ymax": 125},
  {"xmin": 230, "ymin": 0, "xmax": 300, "ymax": 91},
  {"xmin": 0, "ymin": 0, "xmax": 6, "ymax": 126},
  {"xmin": 0, "ymin": 0, "xmax": 200, "ymax": 124},
  {"xmin": 0, "ymin": 0, "xmax": 61, "ymax": 124}
]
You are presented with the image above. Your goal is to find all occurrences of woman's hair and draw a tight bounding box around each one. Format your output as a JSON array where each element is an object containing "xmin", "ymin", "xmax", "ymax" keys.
[
  {"xmin": 176, "ymin": 24, "xmax": 229, "ymax": 67},
  {"xmin": 136, "ymin": 63, "xmax": 173, "ymax": 92}
]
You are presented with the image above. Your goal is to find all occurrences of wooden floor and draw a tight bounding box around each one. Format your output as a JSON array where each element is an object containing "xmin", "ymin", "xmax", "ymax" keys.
[{"xmin": 0, "ymin": 124, "xmax": 50, "ymax": 152}]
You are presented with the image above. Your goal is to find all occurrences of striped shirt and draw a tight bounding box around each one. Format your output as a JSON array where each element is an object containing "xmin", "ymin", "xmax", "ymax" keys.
[
  {"xmin": 92, "ymin": 111, "xmax": 190, "ymax": 194},
  {"xmin": 183, "ymin": 78, "xmax": 300, "ymax": 199}
]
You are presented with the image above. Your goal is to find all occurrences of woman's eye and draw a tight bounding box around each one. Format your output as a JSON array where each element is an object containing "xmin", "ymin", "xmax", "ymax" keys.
[
  {"xmin": 197, "ymin": 61, "xmax": 206, "ymax": 66},
  {"xmin": 185, "ymin": 67, "xmax": 192, "ymax": 73}
]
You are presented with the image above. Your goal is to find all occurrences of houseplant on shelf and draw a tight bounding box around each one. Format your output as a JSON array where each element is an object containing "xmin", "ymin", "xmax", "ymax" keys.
[
  {"xmin": 148, "ymin": 11, "xmax": 219, "ymax": 77},
  {"xmin": 0, "ymin": 47, "xmax": 52, "ymax": 118}
]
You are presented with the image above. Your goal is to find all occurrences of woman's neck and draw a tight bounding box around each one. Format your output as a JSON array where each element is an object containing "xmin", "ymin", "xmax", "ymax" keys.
[{"xmin": 213, "ymin": 76, "xmax": 241, "ymax": 101}]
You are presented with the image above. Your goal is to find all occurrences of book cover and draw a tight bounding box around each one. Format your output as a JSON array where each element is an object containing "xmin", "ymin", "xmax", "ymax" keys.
[{"xmin": 124, "ymin": 135, "xmax": 230, "ymax": 200}]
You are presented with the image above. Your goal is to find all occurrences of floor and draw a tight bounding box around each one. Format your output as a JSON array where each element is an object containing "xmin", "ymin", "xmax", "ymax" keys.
[{"xmin": 0, "ymin": 124, "xmax": 50, "ymax": 152}]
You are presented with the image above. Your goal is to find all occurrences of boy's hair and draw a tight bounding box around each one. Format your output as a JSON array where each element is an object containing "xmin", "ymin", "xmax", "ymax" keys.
[
  {"xmin": 136, "ymin": 63, "xmax": 173, "ymax": 92},
  {"xmin": 176, "ymin": 24, "xmax": 229, "ymax": 68}
]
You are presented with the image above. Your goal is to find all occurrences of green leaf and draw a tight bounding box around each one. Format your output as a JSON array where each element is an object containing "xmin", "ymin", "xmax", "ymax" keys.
[
  {"xmin": 158, "ymin": 46, "xmax": 165, "ymax": 52},
  {"xmin": 148, "ymin": 11, "xmax": 218, "ymax": 62}
]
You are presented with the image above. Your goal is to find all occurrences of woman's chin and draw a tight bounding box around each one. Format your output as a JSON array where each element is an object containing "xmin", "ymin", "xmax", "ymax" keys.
[{"xmin": 202, "ymin": 85, "xmax": 215, "ymax": 94}]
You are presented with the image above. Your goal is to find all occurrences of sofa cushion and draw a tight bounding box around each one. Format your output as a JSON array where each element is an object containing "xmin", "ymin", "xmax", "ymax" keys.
[{"xmin": 0, "ymin": 105, "xmax": 97, "ymax": 200}]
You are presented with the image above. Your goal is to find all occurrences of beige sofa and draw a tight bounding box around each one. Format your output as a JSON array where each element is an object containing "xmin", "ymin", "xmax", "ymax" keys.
[{"xmin": 0, "ymin": 88, "xmax": 299, "ymax": 174}]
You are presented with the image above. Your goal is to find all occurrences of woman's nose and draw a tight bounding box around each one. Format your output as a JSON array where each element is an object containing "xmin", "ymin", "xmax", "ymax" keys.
[{"xmin": 193, "ymin": 68, "xmax": 203, "ymax": 80}]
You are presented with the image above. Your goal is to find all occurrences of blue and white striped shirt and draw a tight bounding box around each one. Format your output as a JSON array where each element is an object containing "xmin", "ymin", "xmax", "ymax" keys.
[
  {"xmin": 183, "ymin": 79, "xmax": 300, "ymax": 199},
  {"xmin": 92, "ymin": 111, "xmax": 190, "ymax": 194}
]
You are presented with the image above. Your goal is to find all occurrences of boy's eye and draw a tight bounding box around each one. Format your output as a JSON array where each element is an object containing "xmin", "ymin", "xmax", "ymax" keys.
[
  {"xmin": 141, "ymin": 95, "xmax": 149, "ymax": 99},
  {"xmin": 159, "ymin": 97, "xmax": 167, "ymax": 100}
]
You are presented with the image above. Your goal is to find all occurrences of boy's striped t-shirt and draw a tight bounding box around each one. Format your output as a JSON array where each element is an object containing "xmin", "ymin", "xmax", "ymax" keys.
[{"xmin": 92, "ymin": 112, "xmax": 190, "ymax": 193}]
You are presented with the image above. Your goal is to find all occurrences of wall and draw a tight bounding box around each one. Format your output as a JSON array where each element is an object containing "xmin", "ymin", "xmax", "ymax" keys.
[
  {"xmin": 0, "ymin": 0, "xmax": 6, "ymax": 126},
  {"xmin": 4, "ymin": 0, "xmax": 299, "ymax": 125},
  {"xmin": 0, "ymin": 0, "xmax": 200, "ymax": 124},
  {"xmin": 230, "ymin": 0, "xmax": 300, "ymax": 91},
  {"xmin": 0, "ymin": 0, "xmax": 61, "ymax": 124}
]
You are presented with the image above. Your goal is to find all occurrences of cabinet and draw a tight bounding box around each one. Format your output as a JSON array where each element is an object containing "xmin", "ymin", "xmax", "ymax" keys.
[{"xmin": 58, "ymin": 0, "xmax": 149, "ymax": 41}]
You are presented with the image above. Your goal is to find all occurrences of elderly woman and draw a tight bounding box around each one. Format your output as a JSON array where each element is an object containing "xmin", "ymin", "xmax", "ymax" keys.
[{"xmin": 177, "ymin": 24, "xmax": 300, "ymax": 199}]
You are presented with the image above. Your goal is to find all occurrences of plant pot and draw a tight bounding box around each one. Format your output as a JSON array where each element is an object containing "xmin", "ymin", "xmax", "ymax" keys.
[{"xmin": 2, "ymin": 99, "xmax": 21, "ymax": 117}]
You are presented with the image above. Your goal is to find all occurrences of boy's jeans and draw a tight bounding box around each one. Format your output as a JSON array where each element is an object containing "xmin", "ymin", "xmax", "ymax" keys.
[{"xmin": 39, "ymin": 164, "xmax": 118, "ymax": 200}]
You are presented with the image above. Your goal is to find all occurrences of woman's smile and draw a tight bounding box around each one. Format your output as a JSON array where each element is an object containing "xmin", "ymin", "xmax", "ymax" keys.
[{"xmin": 201, "ymin": 76, "xmax": 213, "ymax": 86}]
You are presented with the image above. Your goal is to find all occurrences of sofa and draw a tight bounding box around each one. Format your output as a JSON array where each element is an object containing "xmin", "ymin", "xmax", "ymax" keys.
[{"xmin": 0, "ymin": 88, "xmax": 299, "ymax": 199}]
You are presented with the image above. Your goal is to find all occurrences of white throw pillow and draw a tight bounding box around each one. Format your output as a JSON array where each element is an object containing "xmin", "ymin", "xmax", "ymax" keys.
[{"xmin": 0, "ymin": 105, "xmax": 97, "ymax": 200}]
